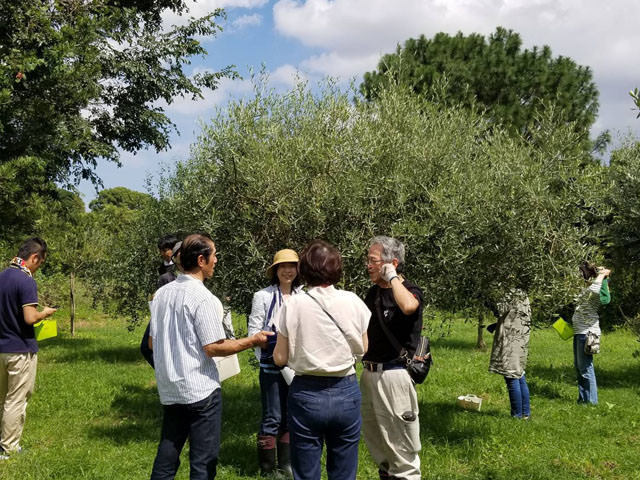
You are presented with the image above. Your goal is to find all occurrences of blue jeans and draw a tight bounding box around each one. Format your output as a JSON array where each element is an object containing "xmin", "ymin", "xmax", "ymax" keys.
[
  {"xmin": 573, "ymin": 334, "xmax": 598, "ymax": 405},
  {"xmin": 504, "ymin": 374, "xmax": 530, "ymax": 418},
  {"xmin": 259, "ymin": 368, "xmax": 289, "ymax": 436},
  {"xmin": 288, "ymin": 375, "xmax": 361, "ymax": 480},
  {"xmin": 150, "ymin": 389, "xmax": 222, "ymax": 480}
]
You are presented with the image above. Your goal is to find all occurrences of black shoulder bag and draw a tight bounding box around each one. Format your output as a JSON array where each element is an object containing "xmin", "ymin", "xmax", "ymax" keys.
[{"xmin": 374, "ymin": 290, "xmax": 433, "ymax": 384}]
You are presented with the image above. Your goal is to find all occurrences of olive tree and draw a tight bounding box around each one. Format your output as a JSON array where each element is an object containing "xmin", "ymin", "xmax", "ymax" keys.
[{"xmin": 114, "ymin": 79, "xmax": 607, "ymax": 327}]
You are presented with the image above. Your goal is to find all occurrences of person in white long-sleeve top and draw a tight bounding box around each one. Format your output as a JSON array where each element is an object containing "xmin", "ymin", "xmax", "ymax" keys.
[{"xmin": 248, "ymin": 249, "xmax": 302, "ymax": 477}]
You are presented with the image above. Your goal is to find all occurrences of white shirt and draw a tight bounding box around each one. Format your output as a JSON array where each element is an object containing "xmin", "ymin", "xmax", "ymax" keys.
[
  {"xmin": 150, "ymin": 275, "xmax": 226, "ymax": 405},
  {"xmin": 275, "ymin": 285, "xmax": 370, "ymax": 376}
]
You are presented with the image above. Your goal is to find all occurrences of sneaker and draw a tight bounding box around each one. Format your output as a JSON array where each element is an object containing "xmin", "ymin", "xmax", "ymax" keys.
[{"xmin": 0, "ymin": 446, "xmax": 23, "ymax": 459}]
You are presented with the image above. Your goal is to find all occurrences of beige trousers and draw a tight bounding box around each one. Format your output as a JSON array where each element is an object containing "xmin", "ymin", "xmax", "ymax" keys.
[
  {"xmin": 0, "ymin": 352, "xmax": 37, "ymax": 452},
  {"xmin": 361, "ymin": 368, "xmax": 421, "ymax": 480}
]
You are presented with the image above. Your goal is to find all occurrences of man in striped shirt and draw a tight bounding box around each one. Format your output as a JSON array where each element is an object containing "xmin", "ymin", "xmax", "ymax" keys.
[{"xmin": 148, "ymin": 233, "xmax": 272, "ymax": 480}]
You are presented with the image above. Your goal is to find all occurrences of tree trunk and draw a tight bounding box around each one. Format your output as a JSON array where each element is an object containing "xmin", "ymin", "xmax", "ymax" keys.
[
  {"xmin": 70, "ymin": 272, "xmax": 76, "ymax": 337},
  {"xmin": 476, "ymin": 314, "xmax": 486, "ymax": 350}
]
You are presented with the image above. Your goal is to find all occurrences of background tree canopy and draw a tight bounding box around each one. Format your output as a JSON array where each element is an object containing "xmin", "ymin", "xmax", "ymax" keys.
[
  {"xmin": 360, "ymin": 27, "xmax": 600, "ymax": 147},
  {"xmin": 0, "ymin": 0, "xmax": 235, "ymax": 187},
  {"xmin": 109, "ymin": 78, "xmax": 607, "ymax": 323},
  {"xmin": 89, "ymin": 187, "xmax": 152, "ymax": 212}
]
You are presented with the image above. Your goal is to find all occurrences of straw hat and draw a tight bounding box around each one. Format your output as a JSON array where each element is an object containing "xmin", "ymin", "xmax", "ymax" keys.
[{"xmin": 266, "ymin": 249, "xmax": 299, "ymax": 278}]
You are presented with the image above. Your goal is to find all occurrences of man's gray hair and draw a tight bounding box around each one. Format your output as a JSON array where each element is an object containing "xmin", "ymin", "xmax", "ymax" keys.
[{"xmin": 368, "ymin": 236, "xmax": 405, "ymax": 271}]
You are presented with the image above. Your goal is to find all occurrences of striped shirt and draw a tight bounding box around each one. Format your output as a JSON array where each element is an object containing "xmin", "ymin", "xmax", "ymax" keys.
[
  {"xmin": 571, "ymin": 280, "xmax": 602, "ymax": 336},
  {"xmin": 150, "ymin": 275, "xmax": 226, "ymax": 405}
]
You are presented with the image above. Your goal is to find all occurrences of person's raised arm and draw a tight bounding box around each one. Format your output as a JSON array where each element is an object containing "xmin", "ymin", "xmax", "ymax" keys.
[{"xmin": 381, "ymin": 264, "xmax": 419, "ymax": 315}]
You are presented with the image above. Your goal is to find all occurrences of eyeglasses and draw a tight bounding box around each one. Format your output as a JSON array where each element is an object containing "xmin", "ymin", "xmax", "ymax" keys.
[{"xmin": 364, "ymin": 258, "xmax": 384, "ymax": 266}]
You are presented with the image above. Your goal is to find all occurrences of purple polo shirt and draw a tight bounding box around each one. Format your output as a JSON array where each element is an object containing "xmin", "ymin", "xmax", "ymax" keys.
[{"xmin": 0, "ymin": 267, "xmax": 39, "ymax": 353}]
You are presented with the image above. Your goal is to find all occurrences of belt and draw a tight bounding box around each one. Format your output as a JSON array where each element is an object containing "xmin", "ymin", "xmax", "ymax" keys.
[{"xmin": 362, "ymin": 361, "xmax": 405, "ymax": 372}]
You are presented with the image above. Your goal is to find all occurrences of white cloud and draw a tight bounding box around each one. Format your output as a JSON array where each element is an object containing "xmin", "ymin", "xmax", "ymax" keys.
[
  {"xmin": 270, "ymin": 64, "xmax": 308, "ymax": 88},
  {"xmin": 300, "ymin": 52, "xmax": 380, "ymax": 80},
  {"xmin": 162, "ymin": 0, "xmax": 268, "ymax": 29},
  {"xmin": 230, "ymin": 13, "xmax": 263, "ymax": 30},
  {"xmin": 273, "ymin": 0, "xmax": 640, "ymax": 137},
  {"xmin": 162, "ymin": 76, "xmax": 253, "ymax": 116}
]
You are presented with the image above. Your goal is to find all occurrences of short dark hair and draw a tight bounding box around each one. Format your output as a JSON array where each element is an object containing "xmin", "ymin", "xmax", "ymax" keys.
[
  {"xmin": 157, "ymin": 234, "xmax": 179, "ymax": 251},
  {"xmin": 270, "ymin": 265, "xmax": 302, "ymax": 289},
  {"xmin": 18, "ymin": 237, "xmax": 48, "ymax": 260},
  {"xmin": 579, "ymin": 261, "xmax": 597, "ymax": 280},
  {"xmin": 299, "ymin": 240, "xmax": 342, "ymax": 287},
  {"xmin": 180, "ymin": 234, "xmax": 214, "ymax": 271}
]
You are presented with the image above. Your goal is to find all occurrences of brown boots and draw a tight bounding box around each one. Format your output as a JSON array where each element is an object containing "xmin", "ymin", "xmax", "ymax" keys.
[
  {"xmin": 257, "ymin": 434, "xmax": 277, "ymax": 475},
  {"xmin": 257, "ymin": 433, "xmax": 292, "ymax": 478}
]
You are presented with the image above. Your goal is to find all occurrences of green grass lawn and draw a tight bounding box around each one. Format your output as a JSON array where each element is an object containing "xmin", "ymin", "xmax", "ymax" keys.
[{"xmin": 2, "ymin": 311, "xmax": 640, "ymax": 479}]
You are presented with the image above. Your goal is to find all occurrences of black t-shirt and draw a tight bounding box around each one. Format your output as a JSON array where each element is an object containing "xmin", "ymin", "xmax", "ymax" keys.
[{"xmin": 362, "ymin": 279, "xmax": 423, "ymax": 363}]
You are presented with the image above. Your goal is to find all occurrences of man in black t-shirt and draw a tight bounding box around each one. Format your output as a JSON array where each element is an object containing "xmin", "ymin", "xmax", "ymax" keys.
[
  {"xmin": 361, "ymin": 236, "xmax": 423, "ymax": 480},
  {"xmin": 0, "ymin": 238, "xmax": 56, "ymax": 458}
]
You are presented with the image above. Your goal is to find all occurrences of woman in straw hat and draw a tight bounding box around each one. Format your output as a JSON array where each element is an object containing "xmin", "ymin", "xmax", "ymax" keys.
[{"xmin": 248, "ymin": 249, "xmax": 302, "ymax": 477}]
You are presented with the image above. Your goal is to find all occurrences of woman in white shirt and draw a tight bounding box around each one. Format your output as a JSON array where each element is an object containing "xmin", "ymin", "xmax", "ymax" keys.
[
  {"xmin": 248, "ymin": 249, "xmax": 302, "ymax": 476},
  {"xmin": 274, "ymin": 240, "xmax": 370, "ymax": 480}
]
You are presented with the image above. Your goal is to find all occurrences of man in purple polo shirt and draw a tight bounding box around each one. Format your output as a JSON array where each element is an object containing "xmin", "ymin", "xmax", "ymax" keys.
[{"xmin": 0, "ymin": 237, "xmax": 56, "ymax": 459}]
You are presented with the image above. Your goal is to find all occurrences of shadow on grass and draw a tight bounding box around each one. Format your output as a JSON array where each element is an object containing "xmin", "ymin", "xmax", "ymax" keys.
[
  {"xmin": 45, "ymin": 336, "xmax": 144, "ymax": 364},
  {"xmin": 421, "ymin": 401, "xmax": 489, "ymax": 444},
  {"xmin": 87, "ymin": 380, "xmax": 262, "ymax": 475},
  {"xmin": 432, "ymin": 337, "xmax": 479, "ymax": 351},
  {"xmin": 219, "ymin": 382, "xmax": 262, "ymax": 476},
  {"xmin": 89, "ymin": 384, "xmax": 162, "ymax": 444},
  {"xmin": 530, "ymin": 363, "xmax": 640, "ymax": 390}
]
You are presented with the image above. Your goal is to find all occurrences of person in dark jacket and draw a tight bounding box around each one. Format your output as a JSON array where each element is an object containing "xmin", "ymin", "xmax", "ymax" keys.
[{"xmin": 141, "ymin": 236, "xmax": 181, "ymax": 367}]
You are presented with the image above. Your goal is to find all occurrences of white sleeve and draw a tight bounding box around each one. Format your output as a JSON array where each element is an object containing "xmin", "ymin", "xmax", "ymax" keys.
[
  {"xmin": 194, "ymin": 296, "xmax": 226, "ymax": 346},
  {"xmin": 248, "ymin": 291, "xmax": 266, "ymax": 336},
  {"xmin": 588, "ymin": 281, "xmax": 602, "ymax": 295}
]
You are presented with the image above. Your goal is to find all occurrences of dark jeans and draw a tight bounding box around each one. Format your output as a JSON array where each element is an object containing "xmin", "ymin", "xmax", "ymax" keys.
[
  {"xmin": 259, "ymin": 368, "xmax": 289, "ymax": 436},
  {"xmin": 288, "ymin": 375, "xmax": 361, "ymax": 480},
  {"xmin": 504, "ymin": 374, "xmax": 530, "ymax": 418},
  {"xmin": 150, "ymin": 389, "xmax": 222, "ymax": 480},
  {"xmin": 573, "ymin": 334, "xmax": 598, "ymax": 404}
]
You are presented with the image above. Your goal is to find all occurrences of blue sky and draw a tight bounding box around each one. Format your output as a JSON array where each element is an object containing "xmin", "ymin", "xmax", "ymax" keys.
[{"xmin": 78, "ymin": 0, "xmax": 640, "ymax": 204}]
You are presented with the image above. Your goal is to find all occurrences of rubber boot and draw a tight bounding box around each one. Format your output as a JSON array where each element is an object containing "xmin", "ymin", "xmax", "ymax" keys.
[
  {"xmin": 277, "ymin": 432, "xmax": 293, "ymax": 478},
  {"xmin": 257, "ymin": 434, "xmax": 277, "ymax": 476}
]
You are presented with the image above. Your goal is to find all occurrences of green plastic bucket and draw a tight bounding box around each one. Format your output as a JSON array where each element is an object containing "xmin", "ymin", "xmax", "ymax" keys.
[{"xmin": 552, "ymin": 318, "xmax": 574, "ymax": 340}]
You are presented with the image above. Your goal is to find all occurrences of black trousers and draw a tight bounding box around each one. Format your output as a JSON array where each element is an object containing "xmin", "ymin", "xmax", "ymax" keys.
[{"xmin": 150, "ymin": 388, "xmax": 222, "ymax": 480}]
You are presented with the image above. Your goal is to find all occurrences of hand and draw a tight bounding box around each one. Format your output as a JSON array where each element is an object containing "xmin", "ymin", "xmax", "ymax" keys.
[
  {"xmin": 252, "ymin": 330, "xmax": 275, "ymax": 348},
  {"xmin": 42, "ymin": 307, "xmax": 57, "ymax": 318},
  {"xmin": 597, "ymin": 267, "xmax": 611, "ymax": 278},
  {"xmin": 380, "ymin": 263, "xmax": 398, "ymax": 283}
]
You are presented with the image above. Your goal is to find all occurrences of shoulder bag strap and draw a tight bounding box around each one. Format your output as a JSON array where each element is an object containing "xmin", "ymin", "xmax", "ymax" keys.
[
  {"xmin": 374, "ymin": 289, "xmax": 409, "ymax": 361},
  {"xmin": 305, "ymin": 291, "xmax": 349, "ymax": 339},
  {"xmin": 305, "ymin": 292, "xmax": 357, "ymax": 368}
]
